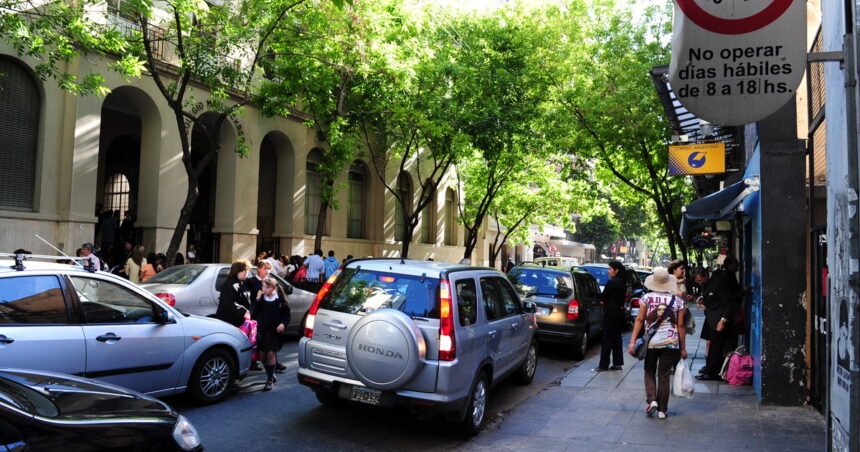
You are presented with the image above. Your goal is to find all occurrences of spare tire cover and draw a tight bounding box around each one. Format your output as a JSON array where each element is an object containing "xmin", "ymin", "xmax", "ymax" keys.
[{"xmin": 346, "ymin": 308, "xmax": 426, "ymax": 390}]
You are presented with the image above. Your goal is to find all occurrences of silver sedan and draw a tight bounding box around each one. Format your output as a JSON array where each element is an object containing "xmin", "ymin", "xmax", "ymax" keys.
[{"xmin": 140, "ymin": 264, "xmax": 316, "ymax": 333}]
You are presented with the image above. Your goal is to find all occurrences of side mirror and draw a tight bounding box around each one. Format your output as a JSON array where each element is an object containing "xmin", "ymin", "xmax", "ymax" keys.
[
  {"xmin": 523, "ymin": 301, "xmax": 537, "ymax": 314},
  {"xmin": 283, "ymin": 284, "xmax": 294, "ymax": 295},
  {"xmin": 156, "ymin": 309, "xmax": 175, "ymax": 324},
  {"xmin": 557, "ymin": 286, "xmax": 573, "ymax": 298}
]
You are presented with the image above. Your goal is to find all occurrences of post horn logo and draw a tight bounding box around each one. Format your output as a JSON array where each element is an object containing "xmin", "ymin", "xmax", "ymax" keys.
[{"xmin": 688, "ymin": 151, "xmax": 707, "ymax": 169}]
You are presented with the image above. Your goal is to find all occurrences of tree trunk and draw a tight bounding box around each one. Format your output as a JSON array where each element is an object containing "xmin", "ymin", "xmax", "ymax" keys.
[
  {"xmin": 166, "ymin": 176, "xmax": 198, "ymax": 267},
  {"xmin": 400, "ymin": 218, "xmax": 417, "ymax": 259},
  {"xmin": 314, "ymin": 197, "xmax": 330, "ymax": 253}
]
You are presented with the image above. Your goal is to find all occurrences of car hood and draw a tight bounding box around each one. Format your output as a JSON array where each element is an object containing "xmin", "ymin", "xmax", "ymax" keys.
[{"xmin": 0, "ymin": 368, "xmax": 175, "ymax": 419}]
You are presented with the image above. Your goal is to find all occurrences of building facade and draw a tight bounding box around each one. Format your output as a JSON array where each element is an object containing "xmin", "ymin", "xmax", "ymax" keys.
[{"xmin": 0, "ymin": 45, "xmax": 477, "ymax": 264}]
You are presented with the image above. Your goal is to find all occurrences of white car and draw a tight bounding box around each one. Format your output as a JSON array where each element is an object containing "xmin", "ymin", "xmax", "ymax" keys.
[
  {"xmin": 140, "ymin": 264, "xmax": 315, "ymax": 333},
  {"xmin": 0, "ymin": 254, "xmax": 252, "ymax": 404}
]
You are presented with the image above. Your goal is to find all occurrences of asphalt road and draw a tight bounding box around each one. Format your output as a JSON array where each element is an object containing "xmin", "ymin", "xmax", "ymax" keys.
[{"xmin": 167, "ymin": 335, "xmax": 601, "ymax": 452}]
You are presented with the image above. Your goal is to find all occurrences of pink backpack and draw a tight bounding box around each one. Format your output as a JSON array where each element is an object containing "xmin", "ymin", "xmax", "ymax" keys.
[{"xmin": 725, "ymin": 352, "xmax": 754, "ymax": 386}]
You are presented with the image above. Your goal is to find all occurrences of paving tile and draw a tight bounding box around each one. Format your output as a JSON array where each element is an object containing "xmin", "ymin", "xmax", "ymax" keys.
[
  {"xmin": 516, "ymin": 436, "xmax": 577, "ymax": 452},
  {"xmin": 562, "ymin": 439, "xmax": 617, "ymax": 452}
]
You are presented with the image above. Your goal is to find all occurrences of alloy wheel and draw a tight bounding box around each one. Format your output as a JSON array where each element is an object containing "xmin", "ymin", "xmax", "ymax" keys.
[
  {"xmin": 526, "ymin": 345, "xmax": 537, "ymax": 378},
  {"xmin": 199, "ymin": 357, "xmax": 229, "ymax": 397},
  {"xmin": 472, "ymin": 379, "xmax": 487, "ymax": 427}
]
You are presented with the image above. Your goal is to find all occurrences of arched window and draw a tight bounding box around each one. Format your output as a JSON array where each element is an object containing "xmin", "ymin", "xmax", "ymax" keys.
[
  {"xmin": 304, "ymin": 150, "xmax": 324, "ymax": 235},
  {"xmin": 420, "ymin": 180, "xmax": 435, "ymax": 244},
  {"xmin": 0, "ymin": 57, "xmax": 40, "ymax": 211},
  {"xmin": 445, "ymin": 188, "xmax": 457, "ymax": 246},
  {"xmin": 347, "ymin": 161, "xmax": 367, "ymax": 239},
  {"xmin": 103, "ymin": 173, "xmax": 131, "ymax": 214},
  {"xmin": 394, "ymin": 172, "xmax": 412, "ymax": 241}
]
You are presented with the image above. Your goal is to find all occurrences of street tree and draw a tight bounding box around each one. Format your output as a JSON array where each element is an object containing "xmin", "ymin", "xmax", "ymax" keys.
[
  {"xmin": 550, "ymin": 1, "xmax": 693, "ymax": 260},
  {"xmin": 454, "ymin": 6, "xmax": 562, "ymax": 261},
  {"xmin": 482, "ymin": 154, "xmax": 582, "ymax": 269},
  {"xmin": 257, "ymin": 0, "xmax": 397, "ymax": 251},
  {"xmin": 357, "ymin": 5, "xmax": 469, "ymax": 259}
]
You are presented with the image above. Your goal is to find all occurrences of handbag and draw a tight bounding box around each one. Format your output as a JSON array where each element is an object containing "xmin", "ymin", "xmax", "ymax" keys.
[{"xmin": 684, "ymin": 307, "xmax": 696, "ymax": 335}]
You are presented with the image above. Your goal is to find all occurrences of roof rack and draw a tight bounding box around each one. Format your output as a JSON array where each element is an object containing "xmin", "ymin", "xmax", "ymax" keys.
[{"xmin": 0, "ymin": 253, "xmax": 97, "ymax": 273}]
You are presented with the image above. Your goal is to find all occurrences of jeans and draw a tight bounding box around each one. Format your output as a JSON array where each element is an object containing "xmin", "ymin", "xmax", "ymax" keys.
[{"xmin": 644, "ymin": 348, "xmax": 681, "ymax": 412}]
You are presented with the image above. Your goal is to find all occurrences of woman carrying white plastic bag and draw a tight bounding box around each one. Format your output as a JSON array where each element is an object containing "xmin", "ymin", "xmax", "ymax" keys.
[{"xmin": 673, "ymin": 359, "xmax": 695, "ymax": 398}]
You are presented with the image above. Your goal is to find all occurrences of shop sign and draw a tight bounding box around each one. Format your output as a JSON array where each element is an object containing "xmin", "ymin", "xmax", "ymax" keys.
[
  {"xmin": 669, "ymin": 0, "xmax": 806, "ymax": 126},
  {"xmin": 668, "ymin": 142, "xmax": 725, "ymax": 175}
]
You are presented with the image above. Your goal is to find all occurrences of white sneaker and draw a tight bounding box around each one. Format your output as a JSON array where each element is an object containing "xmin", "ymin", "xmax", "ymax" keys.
[
  {"xmin": 645, "ymin": 401, "xmax": 658, "ymax": 416},
  {"xmin": 657, "ymin": 411, "xmax": 667, "ymax": 420}
]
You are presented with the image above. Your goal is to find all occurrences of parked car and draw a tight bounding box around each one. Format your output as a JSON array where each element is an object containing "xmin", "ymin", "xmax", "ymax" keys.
[
  {"xmin": 297, "ymin": 259, "xmax": 538, "ymax": 436},
  {"xmin": 0, "ymin": 254, "xmax": 252, "ymax": 405},
  {"xmin": 533, "ymin": 257, "xmax": 580, "ymax": 270},
  {"xmin": 0, "ymin": 367, "xmax": 202, "ymax": 451},
  {"xmin": 507, "ymin": 265, "xmax": 603, "ymax": 360},
  {"xmin": 140, "ymin": 263, "xmax": 315, "ymax": 333}
]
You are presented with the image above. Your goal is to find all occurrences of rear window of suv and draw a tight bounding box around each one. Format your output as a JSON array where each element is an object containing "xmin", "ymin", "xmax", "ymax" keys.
[
  {"xmin": 507, "ymin": 268, "xmax": 573, "ymax": 297},
  {"xmin": 320, "ymin": 269, "xmax": 440, "ymax": 318}
]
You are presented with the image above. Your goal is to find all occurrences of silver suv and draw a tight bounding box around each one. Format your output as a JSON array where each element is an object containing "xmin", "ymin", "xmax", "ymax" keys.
[{"xmin": 297, "ymin": 259, "xmax": 539, "ymax": 436}]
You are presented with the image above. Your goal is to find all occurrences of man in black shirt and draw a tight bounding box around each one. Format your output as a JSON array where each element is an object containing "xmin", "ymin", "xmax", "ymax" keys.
[
  {"xmin": 594, "ymin": 261, "xmax": 627, "ymax": 372},
  {"xmin": 695, "ymin": 268, "xmax": 735, "ymax": 381}
]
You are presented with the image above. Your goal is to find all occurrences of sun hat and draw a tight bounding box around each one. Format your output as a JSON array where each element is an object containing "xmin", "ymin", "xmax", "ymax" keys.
[{"xmin": 644, "ymin": 267, "xmax": 678, "ymax": 293}]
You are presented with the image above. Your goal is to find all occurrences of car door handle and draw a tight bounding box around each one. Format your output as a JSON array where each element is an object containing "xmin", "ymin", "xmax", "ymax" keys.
[
  {"xmin": 96, "ymin": 333, "xmax": 122, "ymax": 342},
  {"xmin": 511, "ymin": 322, "xmax": 520, "ymax": 331},
  {"xmin": 488, "ymin": 330, "xmax": 497, "ymax": 336},
  {"xmin": 322, "ymin": 321, "xmax": 347, "ymax": 330},
  {"xmin": 0, "ymin": 335, "xmax": 13, "ymax": 344}
]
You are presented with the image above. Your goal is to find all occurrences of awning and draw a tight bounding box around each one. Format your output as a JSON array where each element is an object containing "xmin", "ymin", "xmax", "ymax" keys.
[{"xmin": 680, "ymin": 179, "xmax": 756, "ymax": 238}]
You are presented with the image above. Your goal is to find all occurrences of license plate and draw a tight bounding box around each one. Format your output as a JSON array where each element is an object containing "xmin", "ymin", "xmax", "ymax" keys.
[
  {"xmin": 350, "ymin": 386, "xmax": 382, "ymax": 405},
  {"xmin": 539, "ymin": 308, "xmax": 551, "ymax": 317}
]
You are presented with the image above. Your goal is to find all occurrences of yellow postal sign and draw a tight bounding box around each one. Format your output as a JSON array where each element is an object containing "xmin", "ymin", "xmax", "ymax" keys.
[{"xmin": 668, "ymin": 142, "xmax": 725, "ymax": 175}]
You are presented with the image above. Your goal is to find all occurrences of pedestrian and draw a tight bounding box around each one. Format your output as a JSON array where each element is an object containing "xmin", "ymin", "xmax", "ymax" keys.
[
  {"xmin": 304, "ymin": 249, "xmax": 326, "ymax": 292},
  {"xmin": 246, "ymin": 260, "xmax": 276, "ymax": 371},
  {"xmin": 504, "ymin": 258, "xmax": 515, "ymax": 274},
  {"xmin": 594, "ymin": 261, "xmax": 627, "ymax": 372},
  {"xmin": 79, "ymin": 243, "xmax": 104, "ymax": 271},
  {"xmin": 324, "ymin": 250, "xmax": 339, "ymax": 280},
  {"xmin": 251, "ymin": 277, "xmax": 291, "ymax": 391},
  {"xmin": 255, "ymin": 251, "xmax": 267, "ymax": 266},
  {"xmin": 140, "ymin": 253, "xmax": 159, "ymax": 282},
  {"xmin": 125, "ymin": 245, "xmax": 146, "ymax": 284},
  {"xmin": 174, "ymin": 252, "xmax": 185, "ymax": 266},
  {"xmin": 694, "ymin": 267, "xmax": 734, "ymax": 381},
  {"xmin": 186, "ymin": 244, "xmax": 198, "ymax": 264},
  {"xmin": 342, "ymin": 254, "xmax": 354, "ymax": 266},
  {"xmin": 628, "ymin": 267, "xmax": 687, "ymax": 420},
  {"xmin": 215, "ymin": 260, "xmax": 258, "ymax": 365}
]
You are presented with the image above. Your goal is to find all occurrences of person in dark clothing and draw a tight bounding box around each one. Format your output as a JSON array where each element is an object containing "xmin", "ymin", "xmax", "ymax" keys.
[
  {"xmin": 694, "ymin": 267, "xmax": 735, "ymax": 381},
  {"xmin": 215, "ymin": 260, "xmax": 252, "ymax": 327},
  {"xmin": 251, "ymin": 277, "xmax": 291, "ymax": 391},
  {"xmin": 594, "ymin": 261, "xmax": 627, "ymax": 372}
]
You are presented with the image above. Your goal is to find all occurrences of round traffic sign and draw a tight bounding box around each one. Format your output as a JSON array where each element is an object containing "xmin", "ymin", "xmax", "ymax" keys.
[{"xmin": 676, "ymin": 0, "xmax": 793, "ymax": 35}]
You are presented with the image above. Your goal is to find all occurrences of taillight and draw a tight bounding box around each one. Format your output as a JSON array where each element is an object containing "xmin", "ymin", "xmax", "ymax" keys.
[
  {"xmin": 154, "ymin": 293, "xmax": 176, "ymax": 307},
  {"xmin": 631, "ymin": 298, "xmax": 640, "ymax": 308},
  {"xmin": 304, "ymin": 270, "xmax": 340, "ymax": 338},
  {"xmin": 566, "ymin": 299, "xmax": 580, "ymax": 320},
  {"xmin": 439, "ymin": 280, "xmax": 456, "ymax": 361}
]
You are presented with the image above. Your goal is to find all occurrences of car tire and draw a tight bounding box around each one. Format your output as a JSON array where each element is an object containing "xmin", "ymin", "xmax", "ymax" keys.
[
  {"xmin": 315, "ymin": 390, "xmax": 344, "ymax": 407},
  {"xmin": 572, "ymin": 330, "xmax": 588, "ymax": 360},
  {"xmin": 514, "ymin": 341, "xmax": 538, "ymax": 385},
  {"xmin": 188, "ymin": 348, "xmax": 235, "ymax": 405},
  {"xmin": 458, "ymin": 372, "xmax": 490, "ymax": 437}
]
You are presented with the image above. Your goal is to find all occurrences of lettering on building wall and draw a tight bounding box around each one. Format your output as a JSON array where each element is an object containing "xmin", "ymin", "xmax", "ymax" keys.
[{"xmin": 182, "ymin": 99, "xmax": 246, "ymax": 145}]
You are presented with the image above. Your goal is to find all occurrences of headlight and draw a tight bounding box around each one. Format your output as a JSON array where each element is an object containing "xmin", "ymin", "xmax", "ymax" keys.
[{"xmin": 172, "ymin": 415, "xmax": 201, "ymax": 451}]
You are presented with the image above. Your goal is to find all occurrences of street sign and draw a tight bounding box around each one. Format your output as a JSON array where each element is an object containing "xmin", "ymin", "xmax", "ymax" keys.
[
  {"xmin": 668, "ymin": 142, "xmax": 725, "ymax": 175},
  {"xmin": 669, "ymin": 0, "xmax": 806, "ymax": 126}
]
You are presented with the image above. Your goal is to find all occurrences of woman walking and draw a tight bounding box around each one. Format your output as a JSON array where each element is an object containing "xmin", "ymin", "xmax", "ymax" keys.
[
  {"xmin": 251, "ymin": 277, "xmax": 291, "ymax": 391},
  {"xmin": 628, "ymin": 267, "xmax": 687, "ymax": 420}
]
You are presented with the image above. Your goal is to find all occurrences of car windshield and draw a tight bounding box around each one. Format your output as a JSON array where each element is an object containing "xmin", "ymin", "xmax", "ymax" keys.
[
  {"xmin": 144, "ymin": 265, "xmax": 207, "ymax": 285},
  {"xmin": 0, "ymin": 374, "xmax": 59, "ymax": 417},
  {"xmin": 507, "ymin": 269, "xmax": 573, "ymax": 296},
  {"xmin": 321, "ymin": 269, "xmax": 440, "ymax": 318},
  {"xmin": 581, "ymin": 266, "xmax": 610, "ymax": 285}
]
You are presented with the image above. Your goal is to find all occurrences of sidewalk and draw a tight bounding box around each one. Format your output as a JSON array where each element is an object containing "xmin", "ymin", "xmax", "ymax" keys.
[{"xmin": 461, "ymin": 310, "xmax": 825, "ymax": 451}]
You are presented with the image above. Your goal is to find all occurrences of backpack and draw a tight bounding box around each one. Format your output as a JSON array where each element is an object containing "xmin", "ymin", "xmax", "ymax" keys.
[{"xmin": 725, "ymin": 351, "xmax": 754, "ymax": 386}]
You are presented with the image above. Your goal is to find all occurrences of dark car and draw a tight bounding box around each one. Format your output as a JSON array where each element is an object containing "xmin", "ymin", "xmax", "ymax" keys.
[
  {"xmin": 507, "ymin": 265, "xmax": 603, "ymax": 359},
  {"xmin": 580, "ymin": 263, "xmax": 647, "ymax": 328},
  {"xmin": 0, "ymin": 368, "xmax": 202, "ymax": 451}
]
